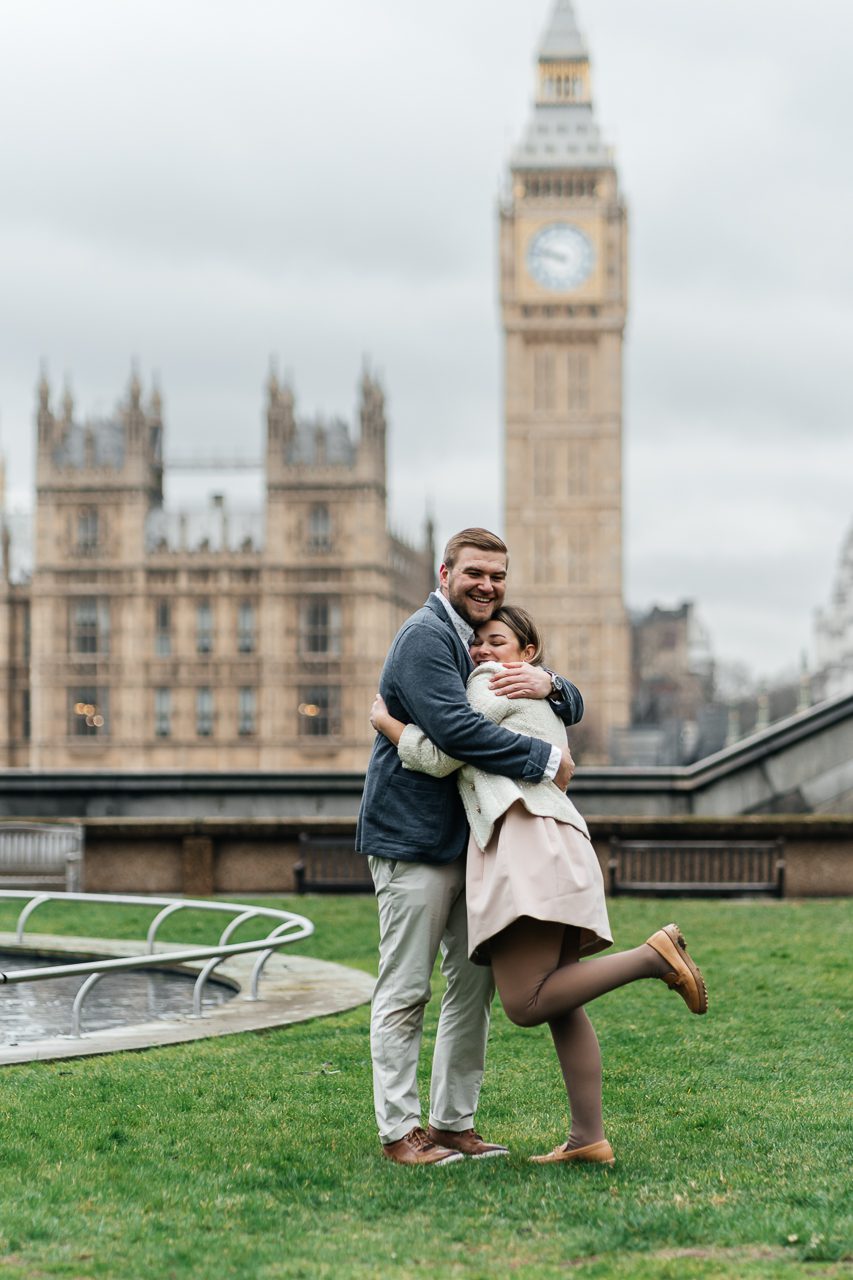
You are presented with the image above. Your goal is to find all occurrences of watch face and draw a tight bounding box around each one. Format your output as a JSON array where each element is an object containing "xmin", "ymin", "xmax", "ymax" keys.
[{"xmin": 526, "ymin": 222, "xmax": 595, "ymax": 291}]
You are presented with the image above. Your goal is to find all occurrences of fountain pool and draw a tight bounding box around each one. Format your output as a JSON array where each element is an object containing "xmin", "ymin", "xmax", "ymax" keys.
[{"xmin": 0, "ymin": 950, "xmax": 235, "ymax": 1043}]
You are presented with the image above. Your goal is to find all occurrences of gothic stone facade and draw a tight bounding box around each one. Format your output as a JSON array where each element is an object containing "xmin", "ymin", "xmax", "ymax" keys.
[
  {"xmin": 0, "ymin": 368, "xmax": 433, "ymax": 771},
  {"xmin": 501, "ymin": 0, "xmax": 630, "ymax": 761}
]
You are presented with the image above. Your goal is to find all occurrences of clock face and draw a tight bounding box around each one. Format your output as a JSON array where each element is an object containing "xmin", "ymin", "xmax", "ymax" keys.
[{"xmin": 526, "ymin": 223, "xmax": 595, "ymax": 291}]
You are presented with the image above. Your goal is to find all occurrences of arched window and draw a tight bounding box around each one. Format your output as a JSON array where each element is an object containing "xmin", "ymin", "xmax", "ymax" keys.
[
  {"xmin": 300, "ymin": 597, "xmax": 342, "ymax": 656},
  {"xmin": 238, "ymin": 687, "xmax": 257, "ymax": 736},
  {"xmin": 237, "ymin": 601, "xmax": 256, "ymax": 653},
  {"xmin": 154, "ymin": 688, "xmax": 171, "ymax": 738},
  {"xmin": 155, "ymin": 601, "xmax": 171, "ymax": 656},
  {"xmin": 533, "ymin": 349, "xmax": 556, "ymax": 413},
  {"xmin": 567, "ymin": 348, "xmax": 591, "ymax": 413},
  {"xmin": 71, "ymin": 598, "xmax": 110, "ymax": 654},
  {"xmin": 307, "ymin": 504, "xmax": 332, "ymax": 553},
  {"xmin": 297, "ymin": 687, "xmax": 341, "ymax": 738},
  {"xmin": 77, "ymin": 508, "xmax": 99, "ymax": 554},
  {"xmin": 196, "ymin": 600, "xmax": 213, "ymax": 654},
  {"xmin": 196, "ymin": 687, "xmax": 214, "ymax": 737}
]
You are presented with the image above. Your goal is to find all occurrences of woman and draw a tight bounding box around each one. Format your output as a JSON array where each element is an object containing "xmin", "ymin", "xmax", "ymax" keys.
[{"xmin": 370, "ymin": 605, "xmax": 707, "ymax": 1167}]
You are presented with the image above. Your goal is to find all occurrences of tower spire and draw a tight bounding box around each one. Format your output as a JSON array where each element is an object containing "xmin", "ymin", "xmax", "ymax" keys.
[
  {"xmin": 536, "ymin": 0, "xmax": 591, "ymax": 107},
  {"xmin": 539, "ymin": 0, "xmax": 587, "ymax": 61},
  {"xmin": 513, "ymin": 0, "xmax": 608, "ymax": 168}
]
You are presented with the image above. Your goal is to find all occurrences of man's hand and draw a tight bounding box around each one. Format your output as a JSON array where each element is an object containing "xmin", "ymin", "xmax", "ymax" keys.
[
  {"xmin": 554, "ymin": 747, "xmax": 576, "ymax": 791},
  {"xmin": 488, "ymin": 661, "xmax": 552, "ymax": 700}
]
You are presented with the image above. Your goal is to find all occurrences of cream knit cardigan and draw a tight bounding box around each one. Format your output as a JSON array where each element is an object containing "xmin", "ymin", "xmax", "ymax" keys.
[{"xmin": 398, "ymin": 661, "xmax": 589, "ymax": 851}]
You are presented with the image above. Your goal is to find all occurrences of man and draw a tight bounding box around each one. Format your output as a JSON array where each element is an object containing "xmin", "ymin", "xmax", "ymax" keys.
[{"xmin": 356, "ymin": 528, "xmax": 584, "ymax": 1165}]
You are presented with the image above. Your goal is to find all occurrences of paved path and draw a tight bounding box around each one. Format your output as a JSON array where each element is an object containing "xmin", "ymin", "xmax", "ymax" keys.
[{"xmin": 0, "ymin": 931, "xmax": 375, "ymax": 1066}]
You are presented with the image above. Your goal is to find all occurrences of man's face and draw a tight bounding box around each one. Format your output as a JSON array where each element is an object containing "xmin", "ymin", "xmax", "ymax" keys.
[{"xmin": 439, "ymin": 548, "xmax": 508, "ymax": 627}]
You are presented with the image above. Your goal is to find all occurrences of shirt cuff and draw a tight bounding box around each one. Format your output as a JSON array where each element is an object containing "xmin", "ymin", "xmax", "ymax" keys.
[{"xmin": 544, "ymin": 744, "xmax": 562, "ymax": 780}]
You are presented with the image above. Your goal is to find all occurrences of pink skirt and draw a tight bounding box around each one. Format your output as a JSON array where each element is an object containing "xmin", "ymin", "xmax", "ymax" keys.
[{"xmin": 466, "ymin": 801, "xmax": 613, "ymax": 964}]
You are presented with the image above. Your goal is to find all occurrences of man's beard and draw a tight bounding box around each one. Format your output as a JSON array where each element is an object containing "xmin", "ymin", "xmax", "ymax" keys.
[{"xmin": 446, "ymin": 584, "xmax": 494, "ymax": 628}]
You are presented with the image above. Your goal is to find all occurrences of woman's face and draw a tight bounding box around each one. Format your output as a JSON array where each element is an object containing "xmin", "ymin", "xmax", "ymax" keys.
[{"xmin": 469, "ymin": 620, "xmax": 535, "ymax": 666}]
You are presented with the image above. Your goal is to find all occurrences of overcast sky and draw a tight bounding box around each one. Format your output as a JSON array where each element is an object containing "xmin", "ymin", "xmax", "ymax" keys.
[{"xmin": 1, "ymin": 0, "xmax": 851, "ymax": 679}]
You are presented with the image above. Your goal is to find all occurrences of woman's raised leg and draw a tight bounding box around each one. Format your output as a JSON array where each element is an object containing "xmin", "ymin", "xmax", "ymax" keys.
[
  {"xmin": 490, "ymin": 917, "xmax": 707, "ymax": 1162},
  {"xmin": 490, "ymin": 916, "xmax": 667, "ymax": 1029}
]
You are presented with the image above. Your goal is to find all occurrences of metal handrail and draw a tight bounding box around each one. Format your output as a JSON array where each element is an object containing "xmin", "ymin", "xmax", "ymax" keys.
[
  {"xmin": 15, "ymin": 893, "xmax": 52, "ymax": 943},
  {"xmin": 71, "ymin": 971, "xmax": 106, "ymax": 1037},
  {"xmin": 0, "ymin": 889, "xmax": 314, "ymax": 1038},
  {"xmin": 249, "ymin": 918, "xmax": 305, "ymax": 1000},
  {"xmin": 192, "ymin": 955, "xmax": 226, "ymax": 1017},
  {"xmin": 145, "ymin": 901, "xmax": 187, "ymax": 953}
]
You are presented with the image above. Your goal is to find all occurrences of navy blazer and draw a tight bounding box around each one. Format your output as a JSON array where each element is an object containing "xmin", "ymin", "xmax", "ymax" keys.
[{"xmin": 356, "ymin": 596, "xmax": 584, "ymax": 866}]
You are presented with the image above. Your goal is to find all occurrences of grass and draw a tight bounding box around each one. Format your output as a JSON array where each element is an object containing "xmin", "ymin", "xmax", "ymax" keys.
[{"xmin": 0, "ymin": 895, "xmax": 850, "ymax": 1279}]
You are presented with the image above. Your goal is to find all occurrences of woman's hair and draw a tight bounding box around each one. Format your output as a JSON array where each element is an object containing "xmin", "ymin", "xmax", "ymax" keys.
[
  {"xmin": 482, "ymin": 605, "xmax": 544, "ymax": 666},
  {"xmin": 442, "ymin": 527, "xmax": 508, "ymax": 569}
]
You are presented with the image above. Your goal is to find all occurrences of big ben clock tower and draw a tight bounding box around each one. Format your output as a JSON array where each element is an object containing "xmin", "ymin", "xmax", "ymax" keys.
[{"xmin": 501, "ymin": 0, "xmax": 630, "ymax": 760}]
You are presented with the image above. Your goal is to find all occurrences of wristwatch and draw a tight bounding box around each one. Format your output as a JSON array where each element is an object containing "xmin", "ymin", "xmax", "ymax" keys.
[{"xmin": 547, "ymin": 670, "xmax": 566, "ymax": 701}]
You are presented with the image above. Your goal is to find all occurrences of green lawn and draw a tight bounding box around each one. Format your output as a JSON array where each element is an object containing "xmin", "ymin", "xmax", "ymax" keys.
[{"xmin": 0, "ymin": 896, "xmax": 850, "ymax": 1280}]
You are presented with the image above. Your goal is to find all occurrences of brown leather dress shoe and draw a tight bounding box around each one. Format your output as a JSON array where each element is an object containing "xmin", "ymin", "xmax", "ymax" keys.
[
  {"xmin": 646, "ymin": 922, "xmax": 708, "ymax": 1015},
  {"xmin": 530, "ymin": 1138, "xmax": 615, "ymax": 1166},
  {"xmin": 427, "ymin": 1126, "xmax": 509, "ymax": 1158},
  {"xmin": 382, "ymin": 1126, "xmax": 464, "ymax": 1166}
]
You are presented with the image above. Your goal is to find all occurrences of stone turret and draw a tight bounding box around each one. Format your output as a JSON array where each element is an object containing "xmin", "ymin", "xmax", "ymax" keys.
[
  {"xmin": 148, "ymin": 379, "xmax": 164, "ymax": 473},
  {"xmin": 36, "ymin": 368, "xmax": 55, "ymax": 454},
  {"xmin": 265, "ymin": 363, "xmax": 296, "ymax": 474},
  {"xmin": 33, "ymin": 364, "xmax": 165, "ymax": 580},
  {"xmin": 359, "ymin": 364, "xmax": 386, "ymax": 461},
  {"xmin": 61, "ymin": 380, "xmax": 74, "ymax": 425},
  {"xmin": 36, "ymin": 365, "xmax": 162, "ymax": 490},
  {"xmin": 123, "ymin": 366, "xmax": 146, "ymax": 455},
  {"xmin": 424, "ymin": 513, "xmax": 436, "ymax": 575}
]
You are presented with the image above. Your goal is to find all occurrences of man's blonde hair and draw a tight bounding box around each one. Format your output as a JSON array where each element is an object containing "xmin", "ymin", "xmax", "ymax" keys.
[{"xmin": 442, "ymin": 528, "xmax": 508, "ymax": 569}]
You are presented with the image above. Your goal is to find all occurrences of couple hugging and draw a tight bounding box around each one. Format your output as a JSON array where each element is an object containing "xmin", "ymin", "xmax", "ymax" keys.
[{"xmin": 356, "ymin": 528, "xmax": 707, "ymax": 1167}]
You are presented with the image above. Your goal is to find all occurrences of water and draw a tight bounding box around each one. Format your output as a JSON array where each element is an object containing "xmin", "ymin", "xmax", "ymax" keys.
[{"xmin": 0, "ymin": 951, "xmax": 236, "ymax": 1042}]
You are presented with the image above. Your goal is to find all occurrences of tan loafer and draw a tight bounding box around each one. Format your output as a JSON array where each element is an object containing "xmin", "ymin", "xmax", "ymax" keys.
[
  {"xmin": 646, "ymin": 922, "xmax": 708, "ymax": 1015},
  {"xmin": 530, "ymin": 1138, "xmax": 615, "ymax": 1166}
]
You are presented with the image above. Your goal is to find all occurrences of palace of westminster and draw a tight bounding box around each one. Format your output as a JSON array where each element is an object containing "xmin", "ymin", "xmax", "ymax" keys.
[
  {"xmin": 1, "ymin": 1, "xmax": 848, "ymax": 774},
  {"xmin": 0, "ymin": 364, "xmax": 435, "ymax": 771}
]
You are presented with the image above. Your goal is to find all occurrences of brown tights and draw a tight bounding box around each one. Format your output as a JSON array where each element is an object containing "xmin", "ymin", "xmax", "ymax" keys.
[{"xmin": 489, "ymin": 917, "xmax": 665, "ymax": 1148}]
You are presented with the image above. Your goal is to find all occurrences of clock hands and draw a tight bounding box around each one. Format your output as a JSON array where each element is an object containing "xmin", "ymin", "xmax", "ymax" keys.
[
  {"xmin": 527, "ymin": 224, "xmax": 594, "ymax": 289},
  {"xmin": 537, "ymin": 247, "xmax": 578, "ymax": 265}
]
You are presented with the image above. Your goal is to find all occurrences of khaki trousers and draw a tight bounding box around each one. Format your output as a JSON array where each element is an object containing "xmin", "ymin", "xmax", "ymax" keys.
[{"xmin": 368, "ymin": 855, "xmax": 495, "ymax": 1145}]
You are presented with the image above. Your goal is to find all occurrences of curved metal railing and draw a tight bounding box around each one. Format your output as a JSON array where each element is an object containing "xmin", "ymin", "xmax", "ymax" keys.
[{"xmin": 0, "ymin": 890, "xmax": 314, "ymax": 1037}]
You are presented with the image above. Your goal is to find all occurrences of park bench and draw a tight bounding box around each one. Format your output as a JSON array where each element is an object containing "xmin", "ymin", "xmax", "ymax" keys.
[
  {"xmin": 0, "ymin": 823, "xmax": 84, "ymax": 892},
  {"xmin": 608, "ymin": 837, "xmax": 785, "ymax": 898},
  {"xmin": 293, "ymin": 834, "xmax": 374, "ymax": 894}
]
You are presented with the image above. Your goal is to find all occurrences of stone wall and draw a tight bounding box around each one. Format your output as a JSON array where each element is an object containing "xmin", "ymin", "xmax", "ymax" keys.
[{"xmin": 32, "ymin": 814, "xmax": 851, "ymax": 898}]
